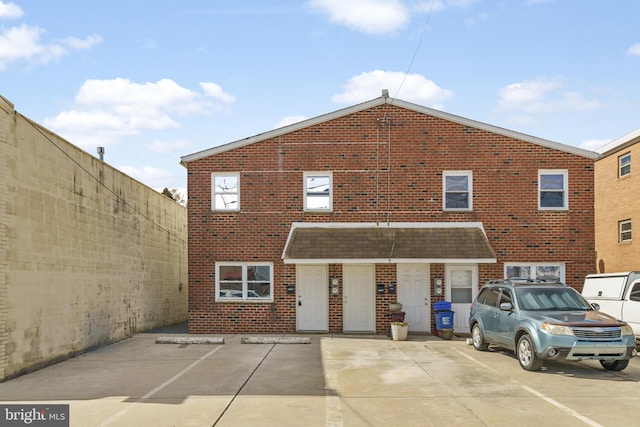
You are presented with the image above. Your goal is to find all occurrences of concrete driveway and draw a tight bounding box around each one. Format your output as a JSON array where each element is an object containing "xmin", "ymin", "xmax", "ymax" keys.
[{"xmin": 1, "ymin": 331, "xmax": 639, "ymax": 427}]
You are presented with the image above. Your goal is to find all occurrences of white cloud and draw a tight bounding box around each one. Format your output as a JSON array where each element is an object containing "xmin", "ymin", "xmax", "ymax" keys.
[
  {"xmin": 44, "ymin": 78, "xmax": 234, "ymax": 149},
  {"xmin": 412, "ymin": 0, "xmax": 442, "ymax": 13},
  {"xmin": 0, "ymin": 25, "xmax": 47, "ymax": 68},
  {"xmin": 332, "ymin": 70, "xmax": 453, "ymax": 109},
  {"xmin": 0, "ymin": 1, "xmax": 22, "ymax": 18},
  {"xmin": 200, "ymin": 82, "xmax": 236, "ymax": 104},
  {"xmin": 74, "ymin": 78, "xmax": 210, "ymax": 115},
  {"xmin": 275, "ymin": 115, "xmax": 308, "ymax": 129},
  {"xmin": 59, "ymin": 34, "xmax": 103, "ymax": 50},
  {"xmin": 498, "ymin": 78, "xmax": 563, "ymax": 113},
  {"xmin": 579, "ymin": 139, "xmax": 611, "ymax": 151},
  {"xmin": 498, "ymin": 77, "xmax": 603, "ymax": 115},
  {"xmin": 627, "ymin": 43, "xmax": 640, "ymax": 56},
  {"xmin": 0, "ymin": 24, "xmax": 102, "ymax": 69},
  {"xmin": 119, "ymin": 165, "xmax": 174, "ymax": 188},
  {"xmin": 308, "ymin": 0, "xmax": 409, "ymax": 35}
]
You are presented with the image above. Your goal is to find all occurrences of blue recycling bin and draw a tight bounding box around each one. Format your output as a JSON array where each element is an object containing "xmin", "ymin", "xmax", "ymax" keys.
[
  {"xmin": 434, "ymin": 301, "xmax": 454, "ymax": 340},
  {"xmin": 435, "ymin": 310, "xmax": 454, "ymax": 330},
  {"xmin": 433, "ymin": 301, "xmax": 451, "ymax": 312}
]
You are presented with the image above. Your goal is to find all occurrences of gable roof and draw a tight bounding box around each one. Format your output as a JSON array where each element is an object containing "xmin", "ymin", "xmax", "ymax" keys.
[
  {"xmin": 181, "ymin": 93, "xmax": 599, "ymax": 165},
  {"xmin": 282, "ymin": 222, "xmax": 497, "ymax": 264},
  {"xmin": 596, "ymin": 127, "xmax": 640, "ymax": 157}
]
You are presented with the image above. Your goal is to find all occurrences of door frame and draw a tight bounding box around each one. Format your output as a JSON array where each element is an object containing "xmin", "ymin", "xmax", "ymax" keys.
[
  {"xmin": 296, "ymin": 264, "xmax": 329, "ymax": 331},
  {"xmin": 342, "ymin": 264, "xmax": 376, "ymax": 332},
  {"xmin": 397, "ymin": 263, "xmax": 431, "ymax": 332},
  {"xmin": 445, "ymin": 264, "xmax": 478, "ymax": 333}
]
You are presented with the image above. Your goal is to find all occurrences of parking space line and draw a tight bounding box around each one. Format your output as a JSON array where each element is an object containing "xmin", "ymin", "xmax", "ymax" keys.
[
  {"xmin": 213, "ymin": 343, "xmax": 277, "ymax": 426},
  {"xmin": 453, "ymin": 349, "xmax": 603, "ymax": 427},
  {"xmin": 98, "ymin": 345, "xmax": 223, "ymax": 427},
  {"xmin": 517, "ymin": 383, "xmax": 602, "ymax": 427}
]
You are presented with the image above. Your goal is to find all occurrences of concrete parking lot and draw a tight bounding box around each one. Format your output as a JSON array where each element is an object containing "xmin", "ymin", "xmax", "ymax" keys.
[{"xmin": 1, "ymin": 331, "xmax": 639, "ymax": 427}]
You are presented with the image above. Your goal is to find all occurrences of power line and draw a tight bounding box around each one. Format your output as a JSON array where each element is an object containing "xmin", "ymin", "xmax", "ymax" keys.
[
  {"xmin": 26, "ymin": 117, "xmax": 186, "ymax": 245},
  {"xmin": 391, "ymin": 0, "xmax": 437, "ymax": 102}
]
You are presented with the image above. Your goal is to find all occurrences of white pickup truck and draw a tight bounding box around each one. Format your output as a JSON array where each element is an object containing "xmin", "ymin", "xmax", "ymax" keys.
[{"xmin": 581, "ymin": 272, "xmax": 640, "ymax": 337}]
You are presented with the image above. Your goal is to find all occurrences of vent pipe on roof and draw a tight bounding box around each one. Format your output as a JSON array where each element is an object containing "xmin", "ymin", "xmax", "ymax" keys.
[
  {"xmin": 97, "ymin": 146, "xmax": 105, "ymax": 161},
  {"xmin": 382, "ymin": 89, "xmax": 389, "ymax": 98}
]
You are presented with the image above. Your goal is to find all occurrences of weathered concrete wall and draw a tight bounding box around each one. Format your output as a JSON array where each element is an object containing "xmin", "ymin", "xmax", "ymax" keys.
[{"xmin": 0, "ymin": 96, "xmax": 187, "ymax": 380}]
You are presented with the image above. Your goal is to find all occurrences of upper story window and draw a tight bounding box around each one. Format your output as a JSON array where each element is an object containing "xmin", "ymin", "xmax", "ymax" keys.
[
  {"xmin": 620, "ymin": 219, "xmax": 632, "ymax": 243},
  {"xmin": 443, "ymin": 171, "xmax": 472, "ymax": 211},
  {"xmin": 619, "ymin": 153, "xmax": 631, "ymax": 177},
  {"xmin": 538, "ymin": 170, "xmax": 568, "ymax": 210},
  {"xmin": 216, "ymin": 262, "xmax": 273, "ymax": 302},
  {"xmin": 304, "ymin": 172, "xmax": 332, "ymax": 212},
  {"xmin": 212, "ymin": 172, "xmax": 239, "ymax": 211}
]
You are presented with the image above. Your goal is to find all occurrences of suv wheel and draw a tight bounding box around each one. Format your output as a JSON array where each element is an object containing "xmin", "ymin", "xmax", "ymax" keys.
[
  {"xmin": 472, "ymin": 323, "xmax": 489, "ymax": 351},
  {"xmin": 517, "ymin": 334, "xmax": 543, "ymax": 371},
  {"xmin": 600, "ymin": 359, "xmax": 629, "ymax": 371}
]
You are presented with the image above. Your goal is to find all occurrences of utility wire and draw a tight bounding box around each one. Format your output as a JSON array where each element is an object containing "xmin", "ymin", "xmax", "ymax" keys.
[
  {"xmin": 27, "ymin": 117, "xmax": 186, "ymax": 244},
  {"xmin": 391, "ymin": 0, "xmax": 437, "ymax": 103}
]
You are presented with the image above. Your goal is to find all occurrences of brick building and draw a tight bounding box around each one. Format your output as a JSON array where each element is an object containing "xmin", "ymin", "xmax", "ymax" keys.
[
  {"xmin": 181, "ymin": 92, "xmax": 598, "ymax": 335},
  {"xmin": 594, "ymin": 128, "xmax": 640, "ymax": 272}
]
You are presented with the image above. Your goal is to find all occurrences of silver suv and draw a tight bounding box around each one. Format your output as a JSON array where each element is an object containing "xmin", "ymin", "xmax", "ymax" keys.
[{"xmin": 469, "ymin": 279, "xmax": 637, "ymax": 371}]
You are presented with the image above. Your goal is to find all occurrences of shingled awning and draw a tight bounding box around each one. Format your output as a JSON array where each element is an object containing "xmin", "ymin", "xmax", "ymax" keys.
[{"xmin": 282, "ymin": 223, "xmax": 496, "ymax": 264}]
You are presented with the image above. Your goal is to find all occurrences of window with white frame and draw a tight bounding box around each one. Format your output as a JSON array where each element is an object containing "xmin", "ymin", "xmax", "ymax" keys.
[
  {"xmin": 212, "ymin": 172, "xmax": 239, "ymax": 211},
  {"xmin": 505, "ymin": 263, "xmax": 565, "ymax": 282},
  {"xmin": 443, "ymin": 171, "xmax": 472, "ymax": 211},
  {"xmin": 216, "ymin": 262, "xmax": 273, "ymax": 301},
  {"xmin": 304, "ymin": 172, "xmax": 332, "ymax": 211},
  {"xmin": 538, "ymin": 170, "xmax": 568, "ymax": 210},
  {"xmin": 619, "ymin": 153, "xmax": 631, "ymax": 177},
  {"xmin": 620, "ymin": 219, "xmax": 632, "ymax": 243}
]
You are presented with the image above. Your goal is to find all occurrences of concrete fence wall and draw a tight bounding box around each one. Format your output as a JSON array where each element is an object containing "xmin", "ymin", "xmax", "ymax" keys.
[{"xmin": 0, "ymin": 96, "xmax": 188, "ymax": 381}]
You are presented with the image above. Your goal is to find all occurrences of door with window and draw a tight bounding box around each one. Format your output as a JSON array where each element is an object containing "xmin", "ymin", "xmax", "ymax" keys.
[
  {"xmin": 397, "ymin": 264, "xmax": 430, "ymax": 332},
  {"xmin": 343, "ymin": 265, "xmax": 375, "ymax": 332},
  {"xmin": 296, "ymin": 265, "xmax": 328, "ymax": 331},
  {"xmin": 445, "ymin": 265, "xmax": 478, "ymax": 333}
]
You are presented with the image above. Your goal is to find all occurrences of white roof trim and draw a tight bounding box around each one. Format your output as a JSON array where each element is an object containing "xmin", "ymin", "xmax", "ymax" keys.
[
  {"xmin": 283, "ymin": 258, "xmax": 496, "ymax": 265},
  {"xmin": 596, "ymin": 128, "xmax": 640, "ymax": 157},
  {"xmin": 181, "ymin": 96, "xmax": 598, "ymax": 165},
  {"xmin": 286, "ymin": 221, "xmax": 487, "ymax": 229}
]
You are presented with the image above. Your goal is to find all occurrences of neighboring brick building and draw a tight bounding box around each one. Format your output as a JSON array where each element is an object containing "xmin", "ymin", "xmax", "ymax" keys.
[
  {"xmin": 181, "ymin": 92, "xmax": 598, "ymax": 335},
  {"xmin": 594, "ymin": 128, "xmax": 640, "ymax": 273}
]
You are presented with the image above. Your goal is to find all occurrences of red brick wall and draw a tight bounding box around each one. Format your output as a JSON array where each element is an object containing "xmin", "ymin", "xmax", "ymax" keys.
[{"xmin": 186, "ymin": 104, "xmax": 595, "ymax": 333}]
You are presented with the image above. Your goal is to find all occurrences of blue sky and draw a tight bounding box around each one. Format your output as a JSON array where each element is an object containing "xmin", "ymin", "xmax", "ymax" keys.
[{"xmin": 3, "ymin": 0, "xmax": 640, "ymax": 196}]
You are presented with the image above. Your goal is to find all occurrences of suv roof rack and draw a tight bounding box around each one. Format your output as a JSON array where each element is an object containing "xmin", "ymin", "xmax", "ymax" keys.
[{"xmin": 487, "ymin": 277, "xmax": 564, "ymax": 286}]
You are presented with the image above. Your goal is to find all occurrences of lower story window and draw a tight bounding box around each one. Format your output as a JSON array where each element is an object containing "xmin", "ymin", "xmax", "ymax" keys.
[
  {"xmin": 505, "ymin": 263, "xmax": 565, "ymax": 282},
  {"xmin": 216, "ymin": 262, "xmax": 273, "ymax": 302}
]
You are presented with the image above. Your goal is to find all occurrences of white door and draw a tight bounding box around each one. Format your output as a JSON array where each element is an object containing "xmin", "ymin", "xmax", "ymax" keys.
[
  {"xmin": 296, "ymin": 265, "xmax": 328, "ymax": 331},
  {"xmin": 445, "ymin": 265, "xmax": 478, "ymax": 333},
  {"xmin": 343, "ymin": 264, "xmax": 375, "ymax": 332},
  {"xmin": 397, "ymin": 264, "xmax": 430, "ymax": 332}
]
